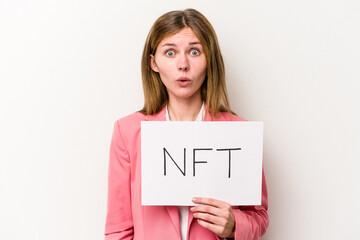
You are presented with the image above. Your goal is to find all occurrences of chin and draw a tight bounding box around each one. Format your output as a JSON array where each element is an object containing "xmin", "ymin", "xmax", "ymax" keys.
[
  {"xmin": 169, "ymin": 88, "xmax": 202, "ymax": 101},
  {"xmin": 176, "ymin": 93, "xmax": 200, "ymax": 101}
]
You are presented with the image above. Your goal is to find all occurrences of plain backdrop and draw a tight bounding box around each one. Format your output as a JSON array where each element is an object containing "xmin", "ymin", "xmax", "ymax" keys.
[{"xmin": 1, "ymin": 0, "xmax": 359, "ymax": 239}]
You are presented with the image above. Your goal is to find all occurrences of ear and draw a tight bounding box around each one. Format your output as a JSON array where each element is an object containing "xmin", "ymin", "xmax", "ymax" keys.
[{"xmin": 150, "ymin": 54, "xmax": 159, "ymax": 73}]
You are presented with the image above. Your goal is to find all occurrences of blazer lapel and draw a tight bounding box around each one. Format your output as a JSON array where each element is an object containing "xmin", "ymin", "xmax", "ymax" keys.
[
  {"xmin": 166, "ymin": 206, "xmax": 181, "ymax": 237},
  {"xmin": 188, "ymin": 209, "xmax": 194, "ymax": 234}
]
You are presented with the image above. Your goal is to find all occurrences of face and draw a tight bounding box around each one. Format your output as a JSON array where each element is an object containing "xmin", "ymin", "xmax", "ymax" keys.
[{"xmin": 150, "ymin": 28, "xmax": 207, "ymax": 103}]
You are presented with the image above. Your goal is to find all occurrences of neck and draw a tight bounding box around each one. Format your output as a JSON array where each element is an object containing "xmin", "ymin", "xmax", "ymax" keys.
[{"xmin": 167, "ymin": 97, "xmax": 203, "ymax": 121}]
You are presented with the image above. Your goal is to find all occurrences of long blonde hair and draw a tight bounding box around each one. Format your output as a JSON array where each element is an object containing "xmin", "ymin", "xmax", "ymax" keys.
[{"xmin": 140, "ymin": 8, "xmax": 233, "ymax": 118}]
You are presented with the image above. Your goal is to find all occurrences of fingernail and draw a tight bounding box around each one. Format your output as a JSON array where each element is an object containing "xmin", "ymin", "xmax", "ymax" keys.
[{"xmin": 192, "ymin": 197, "xmax": 197, "ymax": 202}]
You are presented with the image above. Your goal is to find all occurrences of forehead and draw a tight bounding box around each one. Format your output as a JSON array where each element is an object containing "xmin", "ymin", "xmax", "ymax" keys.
[{"xmin": 158, "ymin": 28, "xmax": 201, "ymax": 46}]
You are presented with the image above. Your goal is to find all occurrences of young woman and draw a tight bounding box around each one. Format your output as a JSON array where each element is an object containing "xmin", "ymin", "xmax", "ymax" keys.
[{"xmin": 105, "ymin": 9, "xmax": 269, "ymax": 240}]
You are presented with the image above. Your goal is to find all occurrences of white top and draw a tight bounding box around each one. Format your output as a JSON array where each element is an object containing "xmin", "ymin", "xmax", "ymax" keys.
[{"xmin": 165, "ymin": 102, "xmax": 205, "ymax": 240}]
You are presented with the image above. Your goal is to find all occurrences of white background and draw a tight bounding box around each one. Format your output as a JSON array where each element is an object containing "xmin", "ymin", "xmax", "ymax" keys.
[{"xmin": 0, "ymin": 0, "xmax": 359, "ymax": 239}]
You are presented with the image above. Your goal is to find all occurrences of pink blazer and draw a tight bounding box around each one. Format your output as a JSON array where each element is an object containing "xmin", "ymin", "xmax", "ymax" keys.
[{"xmin": 105, "ymin": 107, "xmax": 269, "ymax": 240}]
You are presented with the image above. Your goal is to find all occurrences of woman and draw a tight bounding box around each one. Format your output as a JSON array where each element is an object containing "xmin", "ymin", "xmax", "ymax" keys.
[{"xmin": 105, "ymin": 9, "xmax": 269, "ymax": 240}]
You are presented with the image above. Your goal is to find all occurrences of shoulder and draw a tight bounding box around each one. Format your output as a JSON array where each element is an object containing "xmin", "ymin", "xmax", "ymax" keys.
[
  {"xmin": 113, "ymin": 111, "xmax": 146, "ymax": 140},
  {"xmin": 116, "ymin": 111, "xmax": 146, "ymax": 126},
  {"xmin": 213, "ymin": 111, "xmax": 247, "ymax": 122}
]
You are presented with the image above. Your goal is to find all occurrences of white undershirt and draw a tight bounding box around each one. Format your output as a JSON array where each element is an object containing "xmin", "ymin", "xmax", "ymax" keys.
[{"xmin": 165, "ymin": 103, "xmax": 205, "ymax": 240}]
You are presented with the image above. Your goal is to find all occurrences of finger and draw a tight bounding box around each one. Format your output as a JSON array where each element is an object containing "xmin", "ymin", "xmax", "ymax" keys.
[
  {"xmin": 192, "ymin": 197, "xmax": 229, "ymax": 208},
  {"xmin": 192, "ymin": 212, "xmax": 226, "ymax": 226},
  {"xmin": 190, "ymin": 204, "xmax": 224, "ymax": 218},
  {"xmin": 191, "ymin": 198, "xmax": 233, "ymax": 219},
  {"xmin": 196, "ymin": 219, "xmax": 227, "ymax": 238},
  {"xmin": 196, "ymin": 215, "xmax": 235, "ymax": 238}
]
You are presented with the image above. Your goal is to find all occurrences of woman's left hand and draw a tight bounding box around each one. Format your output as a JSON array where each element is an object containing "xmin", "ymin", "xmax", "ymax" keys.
[{"xmin": 190, "ymin": 197, "xmax": 235, "ymax": 238}]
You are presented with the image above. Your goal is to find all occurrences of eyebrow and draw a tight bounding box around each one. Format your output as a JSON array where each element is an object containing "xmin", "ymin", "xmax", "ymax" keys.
[{"xmin": 160, "ymin": 42, "xmax": 202, "ymax": 48}]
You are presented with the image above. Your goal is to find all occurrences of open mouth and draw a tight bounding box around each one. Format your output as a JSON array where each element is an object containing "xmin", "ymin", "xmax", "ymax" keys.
[
  {"xmin": 176, "ymin": 78, "xmax": 191, "ymax": 86},
  {"xmin": 177, "ymin": 77, "xmax": 191, "ymax": 82}
]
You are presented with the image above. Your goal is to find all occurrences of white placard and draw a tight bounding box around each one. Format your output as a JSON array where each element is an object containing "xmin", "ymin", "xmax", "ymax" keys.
[{"xmin": 141, "ymin": 121, "xmax": 263, "ymax": 206}]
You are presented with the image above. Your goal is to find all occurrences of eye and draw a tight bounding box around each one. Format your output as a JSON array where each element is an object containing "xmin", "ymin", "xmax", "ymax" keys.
[
  {"xmin": 190, "ymin": 49, "xmax": 200, "ymax": 56},
  {"xmin": 165, "ymin": 50, "xmax": 175, "ymax": 57}
]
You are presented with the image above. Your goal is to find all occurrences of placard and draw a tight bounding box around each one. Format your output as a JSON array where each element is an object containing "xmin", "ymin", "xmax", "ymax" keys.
[{"xmin": 141, "ymin": 121, "xmax": 263, "ymax": 206}]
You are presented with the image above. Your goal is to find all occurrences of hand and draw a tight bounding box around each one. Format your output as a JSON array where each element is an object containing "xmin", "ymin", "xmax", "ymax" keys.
[{"xmin": 190, "ymin": 197, "xmax": 235, "ymax": 238}]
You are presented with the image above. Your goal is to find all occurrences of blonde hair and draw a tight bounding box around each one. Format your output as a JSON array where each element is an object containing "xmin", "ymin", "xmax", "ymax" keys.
[{"xmin": 140, "ymin": 8, "xmax": 233, "ymax": 117}]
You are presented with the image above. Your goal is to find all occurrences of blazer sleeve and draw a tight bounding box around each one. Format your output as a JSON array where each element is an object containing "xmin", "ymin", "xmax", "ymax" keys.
[
  {"xmin": 104, "ymin": 121, "xmax": 134, "ymax": 240},
  {"xmin": 232, "ymin": 169, "xmax": 269, "ymax": 240}
]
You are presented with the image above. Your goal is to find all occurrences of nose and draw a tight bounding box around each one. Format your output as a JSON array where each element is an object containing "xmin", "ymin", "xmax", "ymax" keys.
[{"xmin": 178, "ymin": 54, "xmax": 189, "ymax": 72}]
